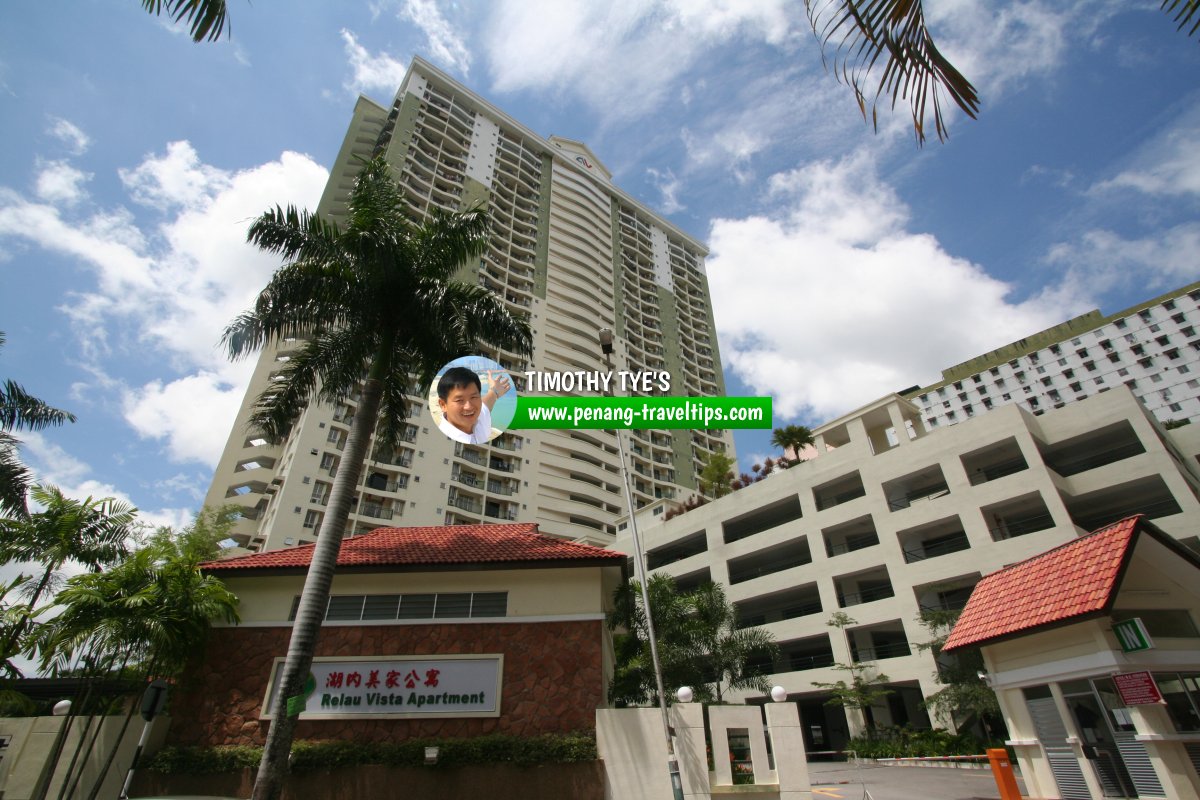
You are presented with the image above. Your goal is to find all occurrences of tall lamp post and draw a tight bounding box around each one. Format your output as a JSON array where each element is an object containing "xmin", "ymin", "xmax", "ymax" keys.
[{"xmin": 599, "ymin": 328, "xmax": 683, "ymax": 800}]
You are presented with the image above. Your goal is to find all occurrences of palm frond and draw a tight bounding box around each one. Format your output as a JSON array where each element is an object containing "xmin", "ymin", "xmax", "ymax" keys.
[
  {"xmin": 246, "ymin": 205, "xmax": 344, "ymax": 263},
  {"xmin": 1163, "ymin": 0, "xmax": 1200, "ymax": 38},
  {"xmin": 1, "ymin": 380, "xmax": 77, "ymax": 431},
  {"xmin": 0, "ymin": 431, "xmax": 33, "ymax": 517},
  {"xmin": 140, "ymin": 0, "xmax": 229, "ymax": 43},
  {"xmin": 806, "ymin": 0, "xmax": 979, "ymax": 144}
]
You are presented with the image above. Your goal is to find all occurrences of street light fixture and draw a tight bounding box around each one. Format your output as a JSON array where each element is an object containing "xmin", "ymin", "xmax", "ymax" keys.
[{"xmin": 599, "ymin": 327, "xmax": 683, "ymax": 800}]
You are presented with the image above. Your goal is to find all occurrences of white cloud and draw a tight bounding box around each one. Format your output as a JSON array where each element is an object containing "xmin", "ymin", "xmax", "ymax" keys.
[
  {"xmin": 1090, "ymin": 102, "xmax": 1200, "ymax": 198},
  {"xmin": 483, "ymin": 0, "xmax": 801, "ymax": 121},
  {"xmin": 341, "ymin": 29, "xmax": 409, "ymax": 95},
  {"xmin": 34, "ymin": 159, "xmax": 92, "ymax": 206},
  {"xmin": 119, "ymin": 140, "xmax": 233, "ymax": 211},
  {"xmin": 1043, "ymin": 224, "xmax": 1200, "ymax": 302},
  {"xmin": 401, "ymin": 0, "xmax": 471, "ymax": 75},
  {"xmin": 123, "ymin": 370, "xmax": 249, "ymax": 467},
  {"xmin": 0, "ymin": 145, "xmax": 329, "ymax": 472},
  {"xmin": 46, "ymin": 116, "xmax": 90, "ymax": 155},
  {"xmin": 646, "ymin": 167, "xmax": 683, "ymax": 214},
  {"xmin": 19, "ymin": 432, "xmax": 194, "ymax": 530},
  {"xmin": 707, "ymin": 152, "xmax": 1067, "ymax": 422}
]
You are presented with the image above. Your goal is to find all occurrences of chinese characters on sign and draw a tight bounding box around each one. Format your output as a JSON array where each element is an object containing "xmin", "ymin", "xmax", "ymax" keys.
[{"xmin": 265, "ymin": 657, "xmax": 501, "ymax": 718}]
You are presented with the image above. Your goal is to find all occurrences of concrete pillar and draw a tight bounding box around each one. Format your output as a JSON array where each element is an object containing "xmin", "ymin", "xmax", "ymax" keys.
[
  {"xmin": 671, "ymin": 703, "xmax": 710, "ymax": 800},
  {"xmin": 765, "ymin": 702, "xmax": 812, "ymax": 800},
  {"xmin": 1127, "ymin": 703, "xmax": 1200, "ymax": 800}
]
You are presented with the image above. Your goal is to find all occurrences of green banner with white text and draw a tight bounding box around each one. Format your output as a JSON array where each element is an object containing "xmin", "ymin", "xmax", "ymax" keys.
[{"xmin": 510, "ymin": 396, "xmax": 772, "ymax": 430}]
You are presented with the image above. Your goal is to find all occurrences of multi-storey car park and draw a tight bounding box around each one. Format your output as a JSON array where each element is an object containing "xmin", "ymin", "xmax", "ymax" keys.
[
  {"xmin": 205, "ymin": 57, "xmax": 732, "ymax": 553},
  {"xmin": 613, "ymin": 386, "xmax": 1200, "ymax": 751},
  {"xmin": 909, "ymin": 281, "xmax": 1200, "ymax": 430}
]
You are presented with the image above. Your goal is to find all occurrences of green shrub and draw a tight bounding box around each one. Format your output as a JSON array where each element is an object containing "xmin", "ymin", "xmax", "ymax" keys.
[
  {"xmin": 145, "ymin": 732, "xmax": 598, "ymax": 774},
  {"xmin": 847, "ymin": 726, "xmax": 1001, "ymax": 759}
]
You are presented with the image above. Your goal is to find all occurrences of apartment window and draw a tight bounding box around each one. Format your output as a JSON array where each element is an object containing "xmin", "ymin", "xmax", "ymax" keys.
[
  {"xmin": 1069, "ymin": 382, "xmax": 1083, "ymax": 393},
  {"xmin": 1041, "ymin": 377, "xmax": 1053, "ymax": 386},
  {"xmin": 926, "ymin": 418, "xmax": 937, "ymax": 427},
  {"xmin": 1008, "ymin": 359, "xmax": 1020, "ymax": 368},
  {"xmin": 947, "ymin": 410, "xmax": 957, "ymax": 419},
  {"xmin": 943, "ymin": 401, "xmax": 951, "ymax": 409},
  {"xmin": 1170, "ymin": 403, "xmax": 1183, "ymax": 413},
  {"xmin": 964, "ymin": 404, "xmax": 974, "ymax": 416},
  {"xmin": 1151, "ymin": 373, "xmax": 1164, "ymax": 383},
  {"xmin": 1084, "ymin": 360, "xmax": 1096, "ymax": 371},
  {"xmin": 972, "ymin": 374, "xmax": 983, "ymax": 384},
  {"xmin": 1001, "ymin": 393, "xmax": 1011, "ymax": 400},
  {"xmin": 1140, "ymin": 357, "xmax": 1154, "ymax": 368},
  {"xmin": 1118, "ymin": 368, "xmax": 1129, "ymax": 377},
  {"xmin": 1182, "ymin": 326, "xmax": 1195, "ymax": 337},
  {"xmin": 1115, "ymin": 319, "xmax": 1128, "ymax": 329},
  {"xmin": 1071, "ymin": 338, "xmax": 1082, "ymax": 346},
  {"xmin": 958, "ymin": 393, "xmax": 968, "ymax": 402},
  {"xmin": 995, "ymin": 378, "xmax": 1007, "ymax": 388},
  {"xmin": 1028, "ymin": 397, "xmax": 1040, "ymax": 408},
  {"xmin": 1028, "ymin": 353, "xmax": 1040, "ymax": 364},
  {"xmin": 303, "ymin": 510, "xmax": 322, "ymax": 529},
  {"xmin": 982, "ymin": 398, "xmax": 993, "ymax": 408},
  {"xmin": 1049, "ymin": 344, "xmax": 1061, "ymax": 355},
  {"xmin": 1076, "ymin": 348, "xmax": 1088, "ymax": 358},
  {"xmin": 1108, "ymin": 353, "xmax": 1121, "ymax": 363},
  {"xmin": 1173, "ymin": 312, "xmax": 1186, "ymax": 324},
  {"xmin": 1016, "ymin": 371, "xmax": 1026, "ymax": 383},
  {"xmin": 989, "ymin": 367, "xmax": 1000, "ymax": 376},
  {"xmin": 1157, "ymin": 335, "xmax": 1171, "ymax": 346},
  {"xmin": 1164, "ymin": 300, "xmax": 1177, "ymax": 311},
  {"xmin": 1132, "ymin": 344, "xmax": 1146, "ymax": 356},
  {"xmin": 1058, "ymin": 358, "xmax": 1068, "ymax": 367},
  {"xmin": 1167, "ymin": 348, "xmax": 1181, "ymax": 360},
  {"xmin": 1096, "ymin": 376, "xmax": 1106, "ymax": 385},
  {"xmin": 1139, "ymin": 310, "xmax": 1153, "ymax": 322},
  {"xmin": 1188, "ymin": 379, "xmax": 1200, "ymax": 389},
  {"xmin": 1126, "ymin": 380, "xmax": 1138, "ymax": 389},
  {"xmin": 1151, "ymin": 323, "xmax": 1162, "ymax": 333},
  {"xmin": 1100, "ymin": 339, "xmax": 1113, "ymax": 351},
  {"xmin": 1063, "ymin": 368, "xmax": 1075, "ymax": 379},
  {"xmin": 953, "ymin": 381, "xmax": 963, "ymax": 390}
]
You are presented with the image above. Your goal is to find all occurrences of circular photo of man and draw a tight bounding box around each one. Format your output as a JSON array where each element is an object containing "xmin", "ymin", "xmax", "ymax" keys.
[{"xmin": 428, "ymin": 356, "xmax": 518, "ymax": 445}]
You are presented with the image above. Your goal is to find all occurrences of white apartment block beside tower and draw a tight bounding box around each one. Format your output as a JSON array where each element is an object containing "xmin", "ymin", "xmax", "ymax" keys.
[
  {"xmin": 613, "ymin": 386, "xmax": 1200, "ymax": 749},
  {"xmin": 205, "ymin": 57, "xmax": 732, "ymax": 552},
  {"xmin": 909, "ymin": 281, "xmax": 1200, "ymax": 430}
]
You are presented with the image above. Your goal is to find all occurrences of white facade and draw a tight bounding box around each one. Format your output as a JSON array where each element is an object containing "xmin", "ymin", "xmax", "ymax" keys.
[
  {"xmin": 204, "ymin": 58, "xmax": 731, "ymax": 552},
  {"xmin": 613, "ymin": 386, "xmax": 1200, "ymax": 746},
  {"xmin": 912, "ymin": 282, "xmax": 1200, "ymax": 429}
]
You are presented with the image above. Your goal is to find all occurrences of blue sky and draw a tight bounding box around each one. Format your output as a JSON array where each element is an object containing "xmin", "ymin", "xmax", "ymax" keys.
[{"xmin": 1, "ymin": 1, "xmax": 1198, "ymax": 527}]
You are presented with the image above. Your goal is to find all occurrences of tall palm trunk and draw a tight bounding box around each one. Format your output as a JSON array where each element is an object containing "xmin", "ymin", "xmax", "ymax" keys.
[{"xmin": 252, "ymin": 365, "xmax": 387, "ymax": 800}]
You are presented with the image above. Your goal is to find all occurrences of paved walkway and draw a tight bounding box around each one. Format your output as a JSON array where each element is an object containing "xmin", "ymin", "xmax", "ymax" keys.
[{"xmin": 806, "ymin": 760, "xmax": 1029, "ymax": 800}]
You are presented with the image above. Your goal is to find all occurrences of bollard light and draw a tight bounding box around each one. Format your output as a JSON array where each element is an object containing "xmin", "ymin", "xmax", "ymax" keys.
[
  {"xmin": 676, "ymin": 686, "xmax": 694, "ymax": 703},
  {"xmin": 770, "ymin": 686, "xmax": 788, "ymax": 703},
  {"xmin": 52, "ymin": 699, "xmax": 71, "ymax": 716}
]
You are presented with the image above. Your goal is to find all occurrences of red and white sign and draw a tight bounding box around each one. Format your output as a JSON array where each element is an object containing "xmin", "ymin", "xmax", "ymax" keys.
[{"xmin": 1113, "ymin": 671, "xmax": 1164, "ymax": 705}]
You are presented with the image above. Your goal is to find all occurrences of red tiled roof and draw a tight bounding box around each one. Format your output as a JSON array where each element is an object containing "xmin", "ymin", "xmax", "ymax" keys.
[
  {"xmin": 205, "ymin": 523, "xmax": 625, "ymax": 572},
  {"xmin": 942, "ymin": 516, "xmax": 1142, "ymax": 652}
]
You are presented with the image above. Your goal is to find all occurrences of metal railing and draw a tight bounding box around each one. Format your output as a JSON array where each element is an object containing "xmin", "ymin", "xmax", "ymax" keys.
[
  {"xmin": 838, "ymin": 584, "xmax": 895, "ymax": 607},
  {"xmin": 729, "ymin": 554, "xmax": 812, "ymax": 585},
  {"xmin": 815, "ymin": 486, "xmax": 866, "ymax": 511},
  {"xmin": 852, "ymin": 641, "xmax": 911, "ymax": 661},
  {"xmin": 1044, "ymin": 441, "xmax": 1145, "ymax": 477},
  {"xmin": 902, "ymin": 532, "xmax": 970, "ymax": 563},
  {"xmin": 827, "ymin": 535, "xmax": 879, "ymax": 556},
  {"xmin": 359, "ymin": 504, "xmax": 394, "ymax": 520},
  {"xmin": 887, "ymin": 483, "xmax": 950, "ymax": 511},
  {"xmin": 989, "ymin": 512, "xmax": 1055, "ymax": 541}
]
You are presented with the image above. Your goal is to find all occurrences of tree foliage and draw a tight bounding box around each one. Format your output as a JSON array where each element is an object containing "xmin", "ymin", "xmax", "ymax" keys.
[
  {"xmin": 770, "ymin": 425, "xmax": 815, "ymax": 465},
  {"xmin": 913, "ymin": 606, "xmax": 1002, "ymax": 737},
  {"xmin": 811, "ymin": 612, "xmax": 892, "ymax": 734},
  {"xmin": 0, "ymin": 333, "xmax": 77, "ymax": 516},
  {"xmin": 140, "ymin": 0, "xmax": 230, "ymax": 42},
  {"xmin": 697, "ymin": 450, "xmax": 735, "ymax": 499},
  {"xmin": 608, "ymin": 575, "xmax": 777, "ymax": 706}
]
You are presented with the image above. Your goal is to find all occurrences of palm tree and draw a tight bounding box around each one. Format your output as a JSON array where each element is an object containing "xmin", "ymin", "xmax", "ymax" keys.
[
  {"xmin": 1, "ymin": 333, "xmax": 77, "ymax": 516},
  {"xmin": 770, "ymin": 424, "xmax": 815, "ymax": 465},
  {"xmin": 0, "ymin": 485, "xmax": 136, "ymax": 658},
  {"xmin": 224, "ymin": 155, "xmax": 532, "ymax": 800},
  {"xmin": 139, "ymin": 0, "xmax": 229, "ymax": 42},
  {"xmin": 806, "ymin": 1, "xmax": 1199, "ymax": 144},
  {"xmin": 688, "ymin": 582, "xmax": 778, "ymax": 703}
]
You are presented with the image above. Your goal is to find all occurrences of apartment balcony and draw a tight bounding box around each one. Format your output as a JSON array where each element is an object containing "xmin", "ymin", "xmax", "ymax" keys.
[
  {"xmin": 735, "ymin": 584, "xmax": 822, "ymax": 629},
  {"xmin": 898, "ymin": 516, "xmax": 971, "ymax": 563},
  {"xmin": 752, "ymin": 635, "xmax": 836, "ymax": 674},
  {"xmin": 647, "ymin": 531, "xmax": 708, "ymax": 571},
  {"xmin": 982, "ymin": 492, "xmax": 1057, "ymax": 541},
  {"xmin": 721, "ymin": 495, "xmax": 803, "ymax": 544},
  {"xmin": 447, "ymin": 495, "xmax": 482, "ymax": 515},
  {"xmin": 359, "ymin": 503, "xmax": 394, "ymax": 520},
  {"xmin": 727, "ymin": 538, "xmax": 812, "ymax": 585},
  {"xmin": 961, "ymin": 437, "xmax": 1029, "ymax": 486},
  {"xmin": 1063, "ymin": 474, "xmax": 1183, "ymax": 531},
  {"xmin": 835, "ymin": 567, "xmax": 895, "ymax": 608},
  {"xmin": 451, "ymin": 471, "xmax": 483, "ymax": 489},
  {"xmin": 914, "ymin": 576, "xmax": 979, "ymax": 613},
  {"xmin": 822, "ymin": 514, "xmax": 880, "ymax": 557},
  {"xmin": 883, "ymin": 465, "xmax": 950, "ymax": 511},
  {"xmin": 1038, "ymin": 420, "xmax": 1146, "ymax": 478},
  {"xmin": 813, "ymin": 472, "xmax": 867, "ymax": 512}
]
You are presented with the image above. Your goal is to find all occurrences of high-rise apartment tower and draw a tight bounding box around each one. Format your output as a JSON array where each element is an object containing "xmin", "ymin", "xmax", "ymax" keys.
[{"xmin": 205, "ymin": 57, "xmax": 732, "ymax": 552}]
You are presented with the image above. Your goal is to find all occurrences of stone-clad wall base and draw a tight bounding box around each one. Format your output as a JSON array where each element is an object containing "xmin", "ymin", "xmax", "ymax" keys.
[
  {"xmin": 169, "ymin": 620, "xmax": 604, "ymax": 747},
  {"xmin": 128, "ymin": 762, "xmax": 605, "ymax": 800}
]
